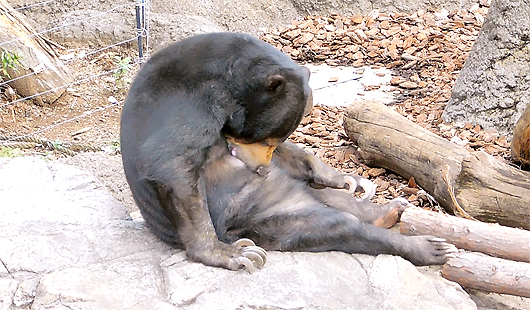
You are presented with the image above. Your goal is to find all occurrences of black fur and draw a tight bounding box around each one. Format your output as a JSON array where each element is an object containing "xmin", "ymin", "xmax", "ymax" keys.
[
  {"xmin": 121, "ymin": 33, "xmax": 312, "ymax": 269},
  {"xmin": 203, "ymin": 139, "xmax": 451, "ymax": 266},
  {"xmin": 121, "ymin": 33, "xmax": 453, "ymax": 270}
]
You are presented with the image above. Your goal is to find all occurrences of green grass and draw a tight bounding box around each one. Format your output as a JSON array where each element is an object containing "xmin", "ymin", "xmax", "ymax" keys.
[
  {"xmin": 0, "ymin": 51, "xmax": 22, "ymax": 79},
  {"xmin": 0, "ymin": 146, "xmax": 23, "ymax": 158}
]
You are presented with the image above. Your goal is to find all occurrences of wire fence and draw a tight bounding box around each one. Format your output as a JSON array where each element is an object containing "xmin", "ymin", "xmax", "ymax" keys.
[
  {"xmin": 12, "ymin": 0, "xmax": 56, "ymax": 11},
  {"xmin": 0, "ymin": 0, "xmax": 149, "ymax": 156}
]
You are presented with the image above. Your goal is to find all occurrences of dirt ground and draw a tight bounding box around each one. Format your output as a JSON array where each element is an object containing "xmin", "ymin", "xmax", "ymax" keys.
[
  {"xmin": 0, "ymin": 44, "xmax": 137, "ymax": 149},
  {"xmin": 0, "ymin": 7, "xmax": 522, "ymax": 212}
]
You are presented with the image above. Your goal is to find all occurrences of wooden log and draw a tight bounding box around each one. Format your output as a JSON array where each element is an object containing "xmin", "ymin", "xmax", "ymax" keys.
[
  {"xmin": 442, "ymin": 252, "xmax": 530, "ymax": 298},
  {"xmin": 511, "ymin": 103, "xmax": 530, "ymax": 166},
  {"xmin": 343, "ymin": 100, "xmax": 530, "ymax": 230},
  {"xmin": 0, "ymin": 0, "xmax": 72, "ymax": 105},
  {"xmin": 400, "ymin": 207, "xmax": 530, "ymax": 263}
]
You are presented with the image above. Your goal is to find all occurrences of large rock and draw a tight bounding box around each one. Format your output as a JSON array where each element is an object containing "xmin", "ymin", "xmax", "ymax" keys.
[
  {"xmin": 13, "ymin": 0, "xmax": 480, "ymax": 48},
  {"xmin": 0, "ymin": 156, "xmax": 481, "ymax": 310},
  {"xmin": 442, "ymin": 0, "xmax": 530, "ymax": 136}
]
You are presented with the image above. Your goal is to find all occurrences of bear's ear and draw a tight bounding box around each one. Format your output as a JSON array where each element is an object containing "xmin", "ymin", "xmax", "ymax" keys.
[{"xmin": 267, "ymin": 74, "xmax": 286, "ymax": 93}]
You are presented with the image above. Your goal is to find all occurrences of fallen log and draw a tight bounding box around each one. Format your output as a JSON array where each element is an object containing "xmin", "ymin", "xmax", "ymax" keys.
[
  {"xmin": 343, "ymin": 100, "xmax": 530, "ymax": 230},
  {"xmin": 442, "ymin": 252, "xmax": 530, "ymax": 298},
  {"xmin": 400, "ymin": 207, "xmax": 530, "ymax": 263},
  {"xmin": 0, "ymin": 0, "xmax": 72, "ymax": 105}
]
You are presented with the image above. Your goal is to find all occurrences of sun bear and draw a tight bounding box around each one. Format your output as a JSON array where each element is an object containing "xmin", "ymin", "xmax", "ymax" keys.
[{"xmin": 121, "ymin": 32, "xmax": 456, "ymax": 272}]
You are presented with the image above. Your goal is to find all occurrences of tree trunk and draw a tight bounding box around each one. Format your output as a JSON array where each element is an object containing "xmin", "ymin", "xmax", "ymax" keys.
[
  {"xmin": 0, "ymin": 0, "xmax": 72, "ymax": 105},
  {"xmin": 400, "ymin": 207, "xmax": 530, "ymax": 263},
  {"xmin": 442, "ymin": 252, "xmax": 530, "ymax": 298},
  {"xmin": 442, "ymin": 0, "xmax": 530, "ymax": 137},
  {"xmin": 342, "ymin": 100, "xmax": 530, "ymax": 230},
  {"xmin": 511, "ymin": 103, "xmax": 530, "ymax": 166}
]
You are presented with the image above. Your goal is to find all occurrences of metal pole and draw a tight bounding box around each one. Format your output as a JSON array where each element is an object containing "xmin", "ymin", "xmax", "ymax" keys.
[
  {"xmin": 142, "ymin": 0, "xmax": 149, "ymax": 56},
  {"xmin": 135, "ymin": 0, "xmax": 144, "ymax": 65}
]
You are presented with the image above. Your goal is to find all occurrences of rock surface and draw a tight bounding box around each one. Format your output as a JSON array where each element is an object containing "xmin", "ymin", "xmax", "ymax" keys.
[
  {"xmin": 13, "ymin": 0, "xmax": 481, "ymax": 48},
  {"xmin": 443, "ymin": 0, "xmax": 530, "ymax": 136},
  {"xmin": 0, "ymin": 155, "xmax": 483, "ymax": 310}
]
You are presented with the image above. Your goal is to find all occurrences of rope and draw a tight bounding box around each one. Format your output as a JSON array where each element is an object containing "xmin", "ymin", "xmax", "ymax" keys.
[{"xmin": 0, "ymin": 135, "xmax": 103, "ymax": 156}]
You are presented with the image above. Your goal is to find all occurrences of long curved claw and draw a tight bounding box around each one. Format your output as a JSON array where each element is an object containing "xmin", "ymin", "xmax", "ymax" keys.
[
  {"xmin": 243, "ymin": 245, "xmax": 267, "ymax": 264},
  {"xmin": 236, "ymin": 256, "xmax": 256, "ymax": 273},
  {"xmin": 428, "ymin": 237, "xmax": 460, "ymax": 261},
  {"xmin": 233, "ymin": 238, "xmax": 268, "ymax": 272},
  {"xmin": 344, "ymin": 175, "xmax": 376, "ymax": 202},
  {"xmin": 344, "ymin": 175, "xmax": 358, "ymax": 195},
  {"xmin": 445, "ymin": 247, "xmax": 459, "ymax": 259},
  {"xmin": 234, "ymin": 238, "xmax": 256, "ymax": 247},
  {"xmin": 242, "ymin": 251, "xmax": 265, "ymax": 269},
  {"xmin": 441, "ymin": 243, "xmax": 459, "ymax": 253},
  {"xmin": 356, "ymin": 177, "xmax": 376, "ymax": 202}
]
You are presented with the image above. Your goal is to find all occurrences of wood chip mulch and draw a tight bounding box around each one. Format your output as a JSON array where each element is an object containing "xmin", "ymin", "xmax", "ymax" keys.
[{"xmin": 260, "ymin": 2, "xmax": 518, "ymax": 208}]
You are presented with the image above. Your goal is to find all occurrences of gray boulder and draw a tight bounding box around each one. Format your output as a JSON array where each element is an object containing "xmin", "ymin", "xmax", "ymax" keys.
[
  {"xmin": 13, "ymin": 0, "xmax": 481, "ymax": 48},
  {"xmin": 0, "ymin": 156, "xmax": 497, "ymax": 309},
  {"xmin": 443, "ymin": 0, "xmax": 530, "ymax": 136}
]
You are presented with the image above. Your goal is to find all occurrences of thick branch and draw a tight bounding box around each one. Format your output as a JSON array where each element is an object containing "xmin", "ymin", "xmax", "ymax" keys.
[
  {"xmin": 400, "ymin": 207, "xmax": 530, "ymax": 263},
  {"xmin": 442, "ymin": 252, "xmax": 530, "ymax": 298},
  {"xmin": 343, "ymin": 100, "xmax": 530, "ymax": 229}
]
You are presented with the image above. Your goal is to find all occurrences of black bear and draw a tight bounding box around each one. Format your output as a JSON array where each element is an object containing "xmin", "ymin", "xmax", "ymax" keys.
[{"xmin": 121, "ymin": 32, "xmax": 456, "ymax": 272}]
